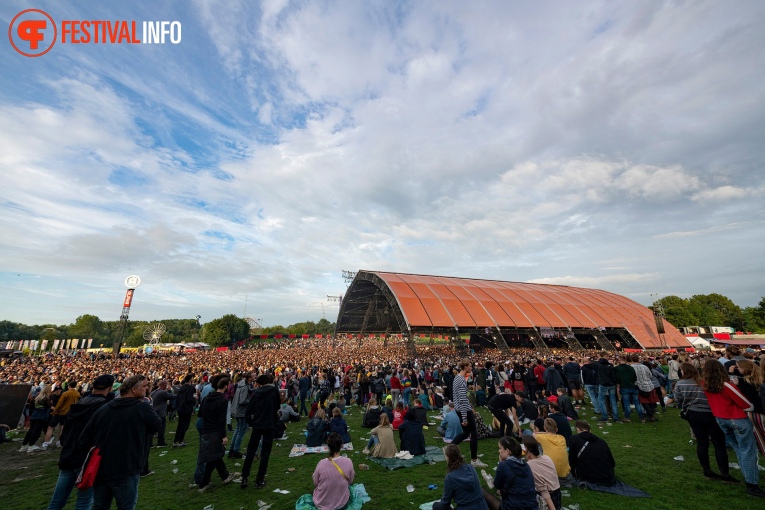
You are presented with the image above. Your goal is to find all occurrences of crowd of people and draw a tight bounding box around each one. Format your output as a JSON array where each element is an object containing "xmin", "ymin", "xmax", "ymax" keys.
[{"xmin": 2, "ymin": 338, "xmax": 765, "ymax": 509}]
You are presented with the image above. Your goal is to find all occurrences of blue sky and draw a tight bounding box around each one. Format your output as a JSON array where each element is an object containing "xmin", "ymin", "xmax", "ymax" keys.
[{"xmin": 1, "ymin": 1, "xmax": 764, "ymax": 327}]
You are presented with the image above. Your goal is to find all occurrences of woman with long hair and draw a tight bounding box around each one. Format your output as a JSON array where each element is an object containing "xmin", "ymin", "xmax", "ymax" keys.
[
  {"xmin": 433, "ymin": 444, "xmax": 488, "ymax": 510},
  {"xmin": 702, "ymin": 359, "xmax": 765, "ymax": 498},
  {"xmin": 734, "ymin": 359, "xmax": 765, "ymax": 455},
  {"xmin": 368, "ymin": 413, "xmax": 398, "ymax": 458},
  {"xmin": 674, "ymin": 363, "xmax": 736, "ymax": 482},
  {"xmin": 20, "ymin": 385, "xmax": 52, "ymax": 452},
  {"xmin": 311, "ymin": 432, "xmax": 355, "ymax": 510}
]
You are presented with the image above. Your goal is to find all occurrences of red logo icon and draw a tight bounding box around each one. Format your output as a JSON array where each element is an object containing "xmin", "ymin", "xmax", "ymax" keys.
[{"xmin": 9, "ymin": 9, "xmax": 57, "ymax": 57}]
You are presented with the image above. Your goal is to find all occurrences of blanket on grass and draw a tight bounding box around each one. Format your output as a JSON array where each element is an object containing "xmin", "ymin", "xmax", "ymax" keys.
[
  {"xmin": 578, "ymin": 479, "xmax": 651, "ymax": 498},
  {"xmin": 289, "ymin": 443, "xmax": 354, "ymax": 457},
  {"xmin": 367, "ymin": 445, "xmax": 445, "ymax": 470},
  {"xmin": 295, "ymin": 483, "xmax": 371, "ymax": 510}
]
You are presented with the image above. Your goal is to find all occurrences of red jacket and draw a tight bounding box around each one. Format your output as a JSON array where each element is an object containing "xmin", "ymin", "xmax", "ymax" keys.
[
  {"xmin": 705, "ymin": 381, "xmax": 753, "ymax": 420},
  {"xmin": 534, "ymin": 365, "xmax": 546, "ymax": 385}
]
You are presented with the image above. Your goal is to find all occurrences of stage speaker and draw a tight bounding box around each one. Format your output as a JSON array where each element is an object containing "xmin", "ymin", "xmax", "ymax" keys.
[
  {"xmin": 0, "ymin": 384, "xmax": 32, "ymax": 428},
  {"xmin": 655, "ymin": 315, "xmax": 666, "ymax": 334}
]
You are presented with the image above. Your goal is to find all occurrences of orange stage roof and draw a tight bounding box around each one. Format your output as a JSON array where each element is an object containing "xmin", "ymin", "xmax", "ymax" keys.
[{"xmin": 364, "ymin": 271, "xmax": 690, "ymax": 349}]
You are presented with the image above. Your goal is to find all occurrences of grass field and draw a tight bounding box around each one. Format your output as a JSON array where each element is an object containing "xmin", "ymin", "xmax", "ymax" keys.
[{"xmin": 1, "ymin": 402, "xmax": 762, "ymax": 510}]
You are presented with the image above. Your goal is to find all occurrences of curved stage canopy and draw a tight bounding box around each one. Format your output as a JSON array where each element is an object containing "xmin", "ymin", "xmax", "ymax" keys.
[{"xmin": 335, "ymin": 271, "xmax": 691, "ymax": 351}]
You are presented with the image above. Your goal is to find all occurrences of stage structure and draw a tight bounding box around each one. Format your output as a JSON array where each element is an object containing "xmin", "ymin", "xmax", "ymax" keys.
[
  {"xmin": 112, "ymin": 275, "xmax": 141, "ymax": 355},
  {"xmin": 334, "ymin": 271, "xmax": 692, "ymax": 355}
]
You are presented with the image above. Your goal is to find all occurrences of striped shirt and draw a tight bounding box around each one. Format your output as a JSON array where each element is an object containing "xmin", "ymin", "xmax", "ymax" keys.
[
  {"xmin": 674, "ymin": 379, "xmax": 711, "ymax": 413},
  {"xmin": 452, "ymin": 374, "xmax": 471, "ymax": 414}
]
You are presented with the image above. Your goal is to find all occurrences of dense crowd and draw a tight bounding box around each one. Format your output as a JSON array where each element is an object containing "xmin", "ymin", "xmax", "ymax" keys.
[{"xmin": 2, "ymin": 338, "xmax": 765, "ymax": 509}]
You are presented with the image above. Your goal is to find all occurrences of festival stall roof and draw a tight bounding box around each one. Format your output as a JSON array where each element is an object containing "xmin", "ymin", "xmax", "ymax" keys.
[
  {"xmin": 335, "ymin": 270, "xmax": 691, "ymax": 349},
  {"xmin": 710, "ymin": 336, "xmax": 765, "ymax": 346}
]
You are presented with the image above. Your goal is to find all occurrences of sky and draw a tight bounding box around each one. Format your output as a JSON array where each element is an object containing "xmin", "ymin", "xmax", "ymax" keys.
[{"xmin": 1, "ymin": 1, "xmax": 764, "ymax": 328}]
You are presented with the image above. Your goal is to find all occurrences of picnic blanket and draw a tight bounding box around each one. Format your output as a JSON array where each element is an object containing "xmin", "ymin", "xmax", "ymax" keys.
[
  {"xmin": 578, "ymin": 479, "xmax": 651, "ymax": 498},
  {"xmin": 367, "ymin": 445, "xmax": 445, "ymax": 470},
  {"xmin": 289, "ymin": 443, "xmax": 354, "ymax": 457},
  {"xmin": 295, "ymin": 483, "xmax": 371, "ymax": 510}
]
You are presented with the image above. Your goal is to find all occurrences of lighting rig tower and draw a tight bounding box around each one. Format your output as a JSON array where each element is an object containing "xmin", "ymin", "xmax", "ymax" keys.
[
  {"xmin": 113, "ymin": 275, "xmax": 141, "ymax": 356},
  {"xmin": 650, "ymin": 292, "xmax": 668, "ymax": 348}
]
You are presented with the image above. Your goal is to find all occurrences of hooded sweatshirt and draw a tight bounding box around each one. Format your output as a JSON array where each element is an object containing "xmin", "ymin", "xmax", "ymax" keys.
[
  {"xmin": 493, "ymin": 456, "xmax": 538, "ymax": 510},
  {"xmin": 78, "ymin": 397, "xmax": 161, "ymax": 482},
  {"xmin": 58, "ymin": 393, "xmax": 111, "ymax": 470},
  {"xmin": 568, "ymin": 431, "xmax": 616, "ymax": 486},
  {"xmin": 245, "ymin": 384, "xmax": 281, "ymax": 429},
  {"xmin": 439, "ymin": 463, "xmax": 489, "ymax": 510}
]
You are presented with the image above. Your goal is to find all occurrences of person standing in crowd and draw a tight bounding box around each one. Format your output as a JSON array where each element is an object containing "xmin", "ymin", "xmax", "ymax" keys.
[
  {"xmin": 733, "ymin": 360, "xmax": 765, "ymax": 455},
  {"xmin": 581, "ymin": 358, "xmax": 600, "ymax": 415},
  {"xmin": 434, "ymin": 443, "xmax": 489, "ymax": 510},
  {"xmin": 228, "ymin": 371, "xmax": 254, "ymax": 458},
  {"xmin": 46, "ymin": 374, "xmax": 114, "ymax": 510},
  {"xmin": 452, "ymin": 359, "xmax": 487, "ymax": 469},
  {"xmin": 78, "ymin": 375, "xmax": 161, "ymax": 510},
  {"xmin": 614, "ymin": 355, "xmax": 644, "ymax": 423},
  {"xmin": 484, "ymin": 436, "xmax": 537, "ymax": 510},
  {"xmin": 20, "ymin": 385, "xmax": 53, "ymax": 452},
  {"xmin": 522, "ymin": 435, "xmax": 561, "ymax": 510},
  {"xmin": 311, "ymin": 432, "xmax": 355, "ymax": 510},
  {"xmin": 173, "ymin": 374, "xmax": 197, "ymax": 447},
  {"xmin": 43, "ymin": 380, "xmax": 80, "ymax": 449},
  {"xmin": 631, "ymin": 355, "xmax": 658, "ymax": 422},
  {"xmin": 674, "ymin": 363, "xmax": 737, "ymax": 482},
  {"xmin": 150, "ymin": 379, "xmax": 173, "ymax": 448},
  {"xmin": 702, "ymin": 359, "xmax": 765, "ymax": 498},
  {"xmin": 568, "ymin": 420, "xmax": 616, "ymax": 486},
  {"xmin": 299, "ymin": 370, "xmax": 312, "ymax": 416},
  {"xmin": 196, "ymin": 376, "xmax": 239, "ymax": 492},
  {"xmin": 596, "ymin": 355, "xmax": 620, "ymax": 422},
  {"xmin": 543, "ymin": 361, "xmax": 564, "ymax": 396},
  {"xmin": 241, "ymin": 373, "xmax": 280, "ymax": 490},
  {"xmin": 562, "ymin": 357, "xmax": 584, "ymax": 406}
]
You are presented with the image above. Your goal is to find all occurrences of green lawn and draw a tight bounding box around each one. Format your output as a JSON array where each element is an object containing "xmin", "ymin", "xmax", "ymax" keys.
[{"xmin": 2, "ymin": 403, "xmax": 761, "ymax": 509}]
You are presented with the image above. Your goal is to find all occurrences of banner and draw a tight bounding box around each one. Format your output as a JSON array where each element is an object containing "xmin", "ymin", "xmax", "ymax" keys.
[
  {"xmin": 88, "ymin": 338, "xmax": 93, "ymax": 348},
  {"xmin": 31, "ymin": 340, "xmax": 38, "ymax": 351},
  {"xmin": 41, "ymin": 340, "xmax": 48, "ymax": 351},
  {"xmin": 53, "ymin": 339, "xmax": 60, "ymax": 351}
]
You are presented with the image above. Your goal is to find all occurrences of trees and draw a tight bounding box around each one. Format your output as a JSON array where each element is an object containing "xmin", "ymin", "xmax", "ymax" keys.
[
  {"xmin": 69, "ymin": 314, "xmax": 106, "ymax": 343},
  {"xmin": 202, "ymin": 314, "xmax": 249, "ymax": 347},
  {"xmin": 687, "ymin": 293, "xmax": 745, "ymax": 331},
  {"xmin": 655, "ymin": 296, "xmax": 697, "ymax": 328}
]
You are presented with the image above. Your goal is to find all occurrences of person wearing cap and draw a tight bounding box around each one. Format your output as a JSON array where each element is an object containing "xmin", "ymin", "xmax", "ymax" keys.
[
  {"xmin": 46, "ymin": 374, "xmax": 115, "ymax": 510},
  {"xmin": 78, "ymin": 374, "xmax": 161, "ymax": 510}
]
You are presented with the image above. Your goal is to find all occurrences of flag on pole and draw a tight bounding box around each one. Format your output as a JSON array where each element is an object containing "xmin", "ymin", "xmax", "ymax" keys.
[
  {"xmin": 88, "ymin": 338, "xmax": 93, "ymax": 348},
  {"xmin": 53, "ymin": 339, "xmax": 60, "ymax": 351}
]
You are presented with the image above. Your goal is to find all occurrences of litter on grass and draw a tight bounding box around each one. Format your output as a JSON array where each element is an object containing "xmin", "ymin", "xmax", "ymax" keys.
[
  {"xmin": 729, "ymin": 462, "xmax": 740, "ymax": 469},
  {"xmin": 171, "ymin": 460, "xmax": 178, "ymax": 464},
  {"xmin": 407, "ymin": 484, "xmax": 415, "ymax": 493},
  {"xmin": 673, "ymin": 456, "xmax": 684, "ymax": 461},
  {"xmin": 273, "ymin": 489, "xmax": 290, "ymax": 494}
]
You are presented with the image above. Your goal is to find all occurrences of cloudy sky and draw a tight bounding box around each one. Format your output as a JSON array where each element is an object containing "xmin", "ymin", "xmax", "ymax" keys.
[{"xmin": 1, "ymin": 1, "xmax": 763, "ymax": 328}]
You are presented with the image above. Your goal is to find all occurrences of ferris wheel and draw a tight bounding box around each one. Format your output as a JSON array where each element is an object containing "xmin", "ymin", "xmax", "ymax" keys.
[{"xmin": 143, "ymin": 323, "xmax": 167, "ymax": 345}]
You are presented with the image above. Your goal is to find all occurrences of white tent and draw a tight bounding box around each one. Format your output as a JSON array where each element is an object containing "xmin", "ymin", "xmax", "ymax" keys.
[{"xmin": 687, "ymin": 337, "xmax": 711, "ymax": 349}]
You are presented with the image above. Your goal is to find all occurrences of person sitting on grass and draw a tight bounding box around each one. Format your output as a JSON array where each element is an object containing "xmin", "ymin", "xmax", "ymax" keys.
[
  {"xmin": 522, "ymin": 435, "xmax": 561, "ymax": 510},
  {"xmin": 364, "ymin": 414, "xmax": 398, "ymax": 458},
  {"xmin": 312, "ymin": 432, "xmax": 355, "ymax": 510},
  {"xmin": 483, "ymin": 436, "xmax": 537, "ymax": 510},
  {"xmin": 398, "ymin": 409, "xmax": 426, "ymax": 455},
  {"xmin": 567, "ymin": 420, "xmax": 615, "ymax": 486},
  {"xmin": 362, "ymin": 398, "xmax": 384, "ymax": 428},
  {"xmin": 438, "ymin": 402, "xmax": 463, "ymax": 443},
  {"xmin": 391, "ymin": 401, "xmax": 406, "ymax": 430},
  {"xmin": 533, "ymin": 418, "xmax": 573, "ymax": 488},
  {"xmin": 433, "ymin": 443, "xmax": 489, "ymax": 510},
  {"xmin": 329, "ymin": 407, "xmax": 351, "ymax": 444},
  {"xmin": 554, "ymin": 388, "xmax": 578, "ymax": 421},
  {"xmin": 306, "ymin": 408, "xmax": 329, "ymax": 447}
]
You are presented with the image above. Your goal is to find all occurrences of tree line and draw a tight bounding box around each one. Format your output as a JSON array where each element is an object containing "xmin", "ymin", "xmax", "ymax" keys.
[
  {"xmin": 0, "ymin": 314, "xmax": 337, "ymax": 348},
  {"xmin": 653, "ymin": 293, "xmax": 765, "ymax": 333}
]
